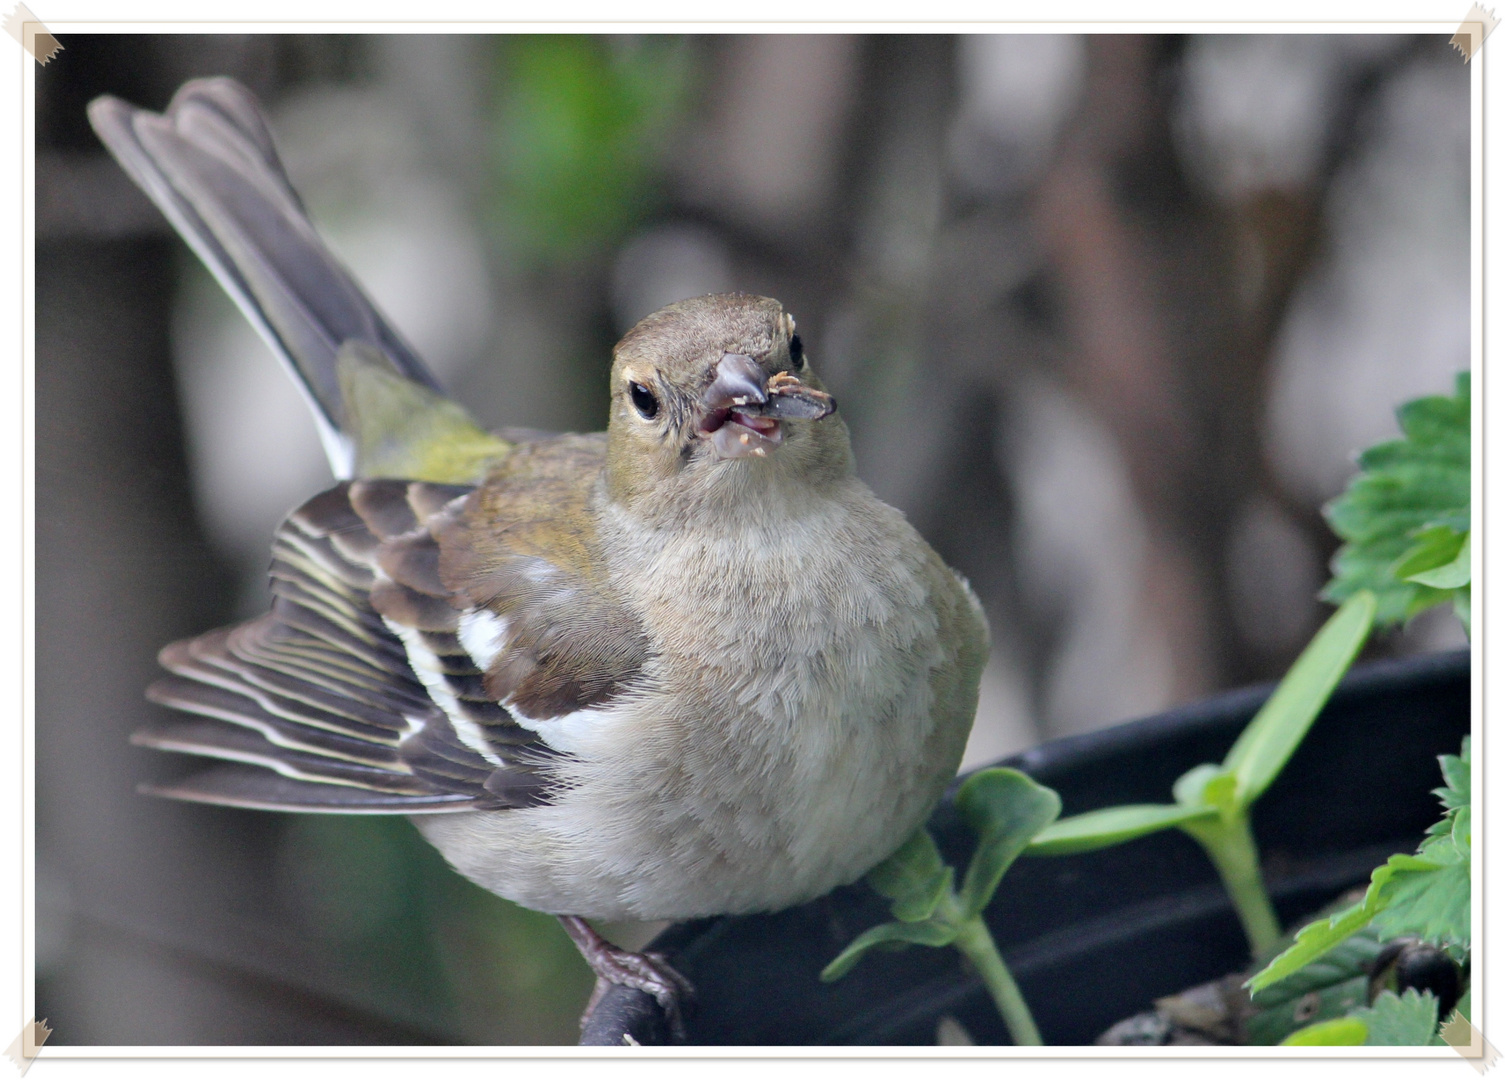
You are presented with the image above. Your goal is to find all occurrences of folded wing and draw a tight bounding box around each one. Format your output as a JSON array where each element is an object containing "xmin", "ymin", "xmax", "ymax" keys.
[{"xmin": 140, "ymin": 479, "xmax": 562, "ymax": 813}]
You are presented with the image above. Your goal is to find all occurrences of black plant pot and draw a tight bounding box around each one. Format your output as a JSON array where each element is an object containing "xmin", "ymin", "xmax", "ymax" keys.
[{"xmin": 582, "ymin": 649, "xmax": 1470, "ymax": 1046}]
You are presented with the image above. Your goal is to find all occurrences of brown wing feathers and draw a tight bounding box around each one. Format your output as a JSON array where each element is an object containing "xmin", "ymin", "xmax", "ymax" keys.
[
  {"xmin": 436, "ymin": 435, "xmax": 651, "ymax": 720},
  {"xmin": 140, "ymin": 479, "xmax": 559, "ymax": 813}
]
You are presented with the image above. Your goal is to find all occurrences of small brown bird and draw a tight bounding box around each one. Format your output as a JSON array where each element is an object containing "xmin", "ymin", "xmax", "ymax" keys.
[{"xmin": 89, "ymin": 78, "xmax": 989, "ymax": 1036}]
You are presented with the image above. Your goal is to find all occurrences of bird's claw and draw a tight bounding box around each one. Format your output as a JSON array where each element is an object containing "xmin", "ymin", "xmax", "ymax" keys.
[
  {"xmin": 560, "ymin": 915, "xmax": 696, "ymax": 1042},
  {"xmin": 582, "ymin": 949, "xmax": 694, "ymax": 1040}
]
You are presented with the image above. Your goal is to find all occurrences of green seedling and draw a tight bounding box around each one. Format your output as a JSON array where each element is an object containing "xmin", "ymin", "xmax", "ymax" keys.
[
  {"xmin": 1024, "ymin": 373, "xmax": 1468, "ymax": 963},
  {"xmin": 1246, "ymin": 374, "xmax": 1473, "ymax": 1046},
  {"xmin": 1249, "ymin": 737, "xmax": 1471, "ymax": 995},
  {"xmin": 821, "ymin": 769, "xmax": 1062, "ymax": 1046},
  {"xmin": 1245, "ymin": 738, "xmax": 1471, "ymax": 1047},
  {"xmin": 1026, "ymin": 590, "xmax": 1377, "ymax": 956}
]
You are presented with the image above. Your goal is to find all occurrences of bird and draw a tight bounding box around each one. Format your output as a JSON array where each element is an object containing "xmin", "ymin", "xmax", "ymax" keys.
[{"xmin": 87, "ymin": 76, "xmax": 990, "ymax": 1038}]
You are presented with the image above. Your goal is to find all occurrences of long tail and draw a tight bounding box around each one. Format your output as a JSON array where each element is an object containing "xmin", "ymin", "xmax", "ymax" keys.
[{"xmin": 87, "ymin": 77, "xmax": 445, "ymax": 479}]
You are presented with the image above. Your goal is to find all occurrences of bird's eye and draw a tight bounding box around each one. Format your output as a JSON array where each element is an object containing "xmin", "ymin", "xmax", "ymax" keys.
[
  {"xmin": 629, "ymin": 381, "xmax": 660, "ymax": 420},
  {"xmin": 789, "ymin": 334, "xmax": 805, "ymax": 369}
]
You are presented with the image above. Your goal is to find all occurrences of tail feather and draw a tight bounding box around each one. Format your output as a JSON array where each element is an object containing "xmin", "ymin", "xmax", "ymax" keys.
[{"xmin": 87, "ymin": 77, "xmax": 443, "ymax": 478}]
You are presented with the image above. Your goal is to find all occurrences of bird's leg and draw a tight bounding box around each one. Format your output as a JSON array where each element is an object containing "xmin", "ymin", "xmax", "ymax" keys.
[{"xmin": 558, "ymin": 915, "xmax": 694, "ymax": 1039}]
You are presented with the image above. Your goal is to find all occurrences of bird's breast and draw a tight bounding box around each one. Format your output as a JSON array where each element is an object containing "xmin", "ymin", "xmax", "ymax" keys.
[{"xmin": 573, "ymin": 490, "xmax": 964, "ymax": 909}]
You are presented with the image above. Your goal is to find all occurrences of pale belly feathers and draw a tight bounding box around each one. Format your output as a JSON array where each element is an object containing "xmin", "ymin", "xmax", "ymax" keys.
[{"xmin": 414, "ymin": 480, "xmax": 985, "ymax": 921}]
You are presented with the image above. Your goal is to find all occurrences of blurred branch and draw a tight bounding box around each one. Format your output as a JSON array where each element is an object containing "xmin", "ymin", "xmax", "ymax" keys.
[
  {"xmin": 1031, "ymin": 34, "xmax": 1445, "ymax": 693},
  {"xmin": 1034, "ymin": 35, "xmax": 1247, "ymax": 700},
  {"xmin": 1239, "ymin": 36, "xmax": 1441, "ymax": 571}
]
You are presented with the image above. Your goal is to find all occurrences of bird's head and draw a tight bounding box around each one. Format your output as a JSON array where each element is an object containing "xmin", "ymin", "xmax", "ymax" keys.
[{"xmin": 604, "ymin": 294, "xmax": 849, "ymax": 511}]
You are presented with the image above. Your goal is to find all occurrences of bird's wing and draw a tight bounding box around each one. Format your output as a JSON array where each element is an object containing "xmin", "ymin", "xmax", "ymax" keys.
[
  {"xmin": 87, "ymin": 77, "xmax": 458, "ymax": 480},
  {"xmin": 141, "ymin": 478, "xmax": 562, "ymax": 814},
  {"xmin": 430, "ymin": 434, "xmax": 652, "ymax": 722},
  {"xmin": 140, "ymin": 434, "xmax": 648, "ymax": 813}
]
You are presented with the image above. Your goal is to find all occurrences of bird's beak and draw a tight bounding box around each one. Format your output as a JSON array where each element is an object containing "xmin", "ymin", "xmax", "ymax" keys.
[{"xmin": 698, "ymin": 353, "xmax": 836, "ymax": 459}]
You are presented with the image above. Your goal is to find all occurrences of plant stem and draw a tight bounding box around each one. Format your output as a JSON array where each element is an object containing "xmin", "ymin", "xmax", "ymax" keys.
[
  {"xmin": 952, "ymin": 916, "xmax": 1043, "ymax": 1046},
  {"xmin": 1183, "ymin": 810, "xmax": 1282, "ymax": 956}
]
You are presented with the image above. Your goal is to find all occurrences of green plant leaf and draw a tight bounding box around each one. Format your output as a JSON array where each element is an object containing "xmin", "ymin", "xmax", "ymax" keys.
[
  {"xmin": 1396, "ymin": 527, "xmax": 1469, "ymax": 586},
  {"xmin": 1436, "ymin": 738, "xmax": 1471, "ymax": 813},
  {"xmin": 1356, "ymin": 989, "xmax": 1440, "ymax": 1046},
  {"xmin": 819, "ymin": 918, "xmax": 958, "ymax": 982},
  {"xmin": 1280, "ymin": 1017, "xmax": 1369, "ymax": 1046},
  {"xmin": 1026, "ymin": 803, "xmax": 1219, "ymax": 856},
  {"xmin": 1363, "ymin": 736, "xmax": 1473, "ymax": 952},
  {"xmin": 1220, "ymin": 590, "xmax": 1377, "ymax": 807},
  {"xmin": 1247, "ymin": 860, "xmax": 1404, "ymax": 993},
  {"xmin": 954, "ymin": 769, "xmax": 1061, "ymax": 919},
  {"xmin": 1202, "ymin": 772, "xmax": 1239, "ymax": 813},
  {"xmin": 1248, "ymin": 852, "xmax": 1466, "ymax": 993},
  {"xmin": 1248, "ymin": 921, "xmax": 1388, "ymax": 1009},
  {"xmin": 1171, "ymin": 762, "xmax": 1223, "ymax": 807},
  {"xmin": 1451, "ymin": 804, "xmax": 1471, "ymax": 852},
  {"xmin": 866, "ymin": 828, "xmax": 954, "ymax": 922},
  {"xmin": 1393, "ymin": 524, "xmax": 1464, "ymax": 578},
  {"xmin": 1369, "ymin": 858, "xmax": 1469, "ymax": 948},
  {"xmin": 1323, "ymin": 372, "xmax": 1470, "ymax": 625},
  {"xmin": 1405, "ymin": 534, "xmax": 1470, "ymax": 591}
]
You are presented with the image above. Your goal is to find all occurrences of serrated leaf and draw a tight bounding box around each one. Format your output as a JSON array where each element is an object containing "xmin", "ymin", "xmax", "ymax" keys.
[
  {"xmin": 866, "ymin": 828, "xmax": 953, "ymax": 922},
  {"xmin": 1326, "ymin": 469, "xmax": 1470, "ymax": 541},
  {"xmin": 1221, "ymin": 591, "xmax": 1376, "ymax": 807},
  {"xmin": 1026, "ymin": 803, "xmax": 1218, "ymax": 856},
  {"xmin": 1247, "ymin": 895, "xmax": 1377, "ymax": 993},
  {"xmin": 819, "ymin": 918, "xmax": 958, "ymax": 981},
  {"xmin": 1356, "ymin": 989, "xmax": 1440, "ymax": 1046},
  {"xmin": 1370, "ymin": 859, "xmax": 1469, "ymax": 948},
  {"xmin": 1416, "ymin": 829, "xmax": 1463, "ymax": 864},
  {"xmin": 1436, "ymin": 739, "xmax": 1471, "ymax": 812},
  {"xmin": 1280, "ymin": 1017, "xmax": 1369, "ymax": 1045},
  {"xmin": 1249, "ymin": 735, "xmax": 1472, "ymax": 994},
  {"xmin": 1249, "ymin": 850, "xmax": 1465, "ymax": 993},
  {"xmin": 1323, "ymin": 373, "xmax": 1470, "ymax": 625},
  {"xmin": 1248, "ymin": 924, "xmax": 1387, "ymax": 1009},
  {"xmin": 954, "ymin": 769, "xmax": 1061, "ymax": 919},
  {"xmin": 1399, "ymin": 372, "xmax": 1471, "ymax": 446}
]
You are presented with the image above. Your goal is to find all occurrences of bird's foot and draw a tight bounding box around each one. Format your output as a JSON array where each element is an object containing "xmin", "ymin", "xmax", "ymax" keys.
[{"xmin": 559, "ymin": 915, "xmax": 695, "ymax": 1041}]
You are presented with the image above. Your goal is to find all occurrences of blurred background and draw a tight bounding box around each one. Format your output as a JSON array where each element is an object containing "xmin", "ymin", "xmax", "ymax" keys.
[{"xmin": 34, "ymin": 32, "xmax": 1470, "ymax": 1044}]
